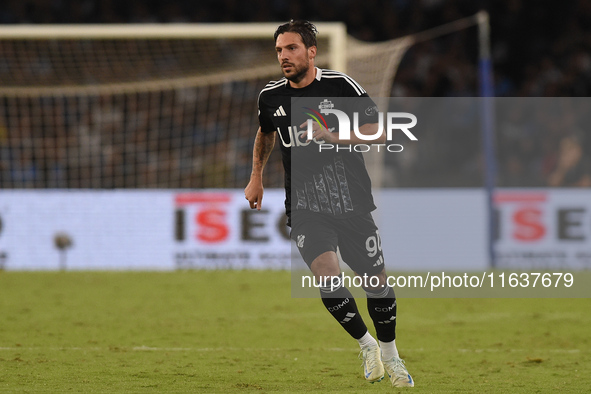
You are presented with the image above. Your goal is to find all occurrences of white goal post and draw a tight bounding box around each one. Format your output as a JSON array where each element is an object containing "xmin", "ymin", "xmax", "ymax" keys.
[
  {"xmin": 0, "ymin": 23, "xmax": 355, "ymax": 189},
  {"xmin": 0, "ymin": 23, "xmax": 347, "ymax": 96}
]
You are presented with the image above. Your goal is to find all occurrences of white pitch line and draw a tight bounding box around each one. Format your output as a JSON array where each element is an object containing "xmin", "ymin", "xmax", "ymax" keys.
[
  {"xmin": 0, "ymin": 346, "xmax": 351, "ymax": 352},
  {"xmin": 458, "ymin": 348, "xmax": 581, "ymax": 354},
  {"xmin": 0, "ymin": 347, "xmax": 584, "ymax": 353}
]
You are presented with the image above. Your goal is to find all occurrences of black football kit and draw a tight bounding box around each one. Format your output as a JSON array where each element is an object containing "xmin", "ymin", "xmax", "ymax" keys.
[
  {"xmin": 258, "ymin": 68, "xmax": 378, "ymax": 220},
  {"xmin": 255, "ymin": 66, "xmax": 404, "ymax": 363},
  {"xmin": 257, "ymin": 67, "xmax": 384, "ymax": 274}
]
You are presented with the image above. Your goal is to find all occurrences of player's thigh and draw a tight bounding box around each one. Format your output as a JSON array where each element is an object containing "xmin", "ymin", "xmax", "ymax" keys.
[
  {"xmin": 337, "ymin": 213, "xmax": 385, "ymax": 276},
  {"xmin": 290, "ymin": 216, "xmax": 338, "ymax": 268}
]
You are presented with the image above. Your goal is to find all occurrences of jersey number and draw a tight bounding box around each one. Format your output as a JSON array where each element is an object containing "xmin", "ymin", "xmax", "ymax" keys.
[{"xmin": 365, "ymin": 231, "xmax": 382, "ymax": 257}]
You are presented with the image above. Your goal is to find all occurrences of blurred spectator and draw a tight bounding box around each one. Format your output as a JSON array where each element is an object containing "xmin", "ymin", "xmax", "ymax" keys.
[{"xmin": 547, "ymin": 136, "xmax": 591, "ymax": 187}]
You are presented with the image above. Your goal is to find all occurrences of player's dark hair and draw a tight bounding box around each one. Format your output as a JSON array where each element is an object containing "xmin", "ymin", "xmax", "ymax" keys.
[{"xmin": 274, "ymin": 20, "xmax": 318, "ymax": 48}]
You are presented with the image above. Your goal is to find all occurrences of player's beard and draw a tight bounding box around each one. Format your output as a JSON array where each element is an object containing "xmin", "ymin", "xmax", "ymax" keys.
[{"xmin": 282, "ymin": 59, "xmax": 309, "ymax": 84}]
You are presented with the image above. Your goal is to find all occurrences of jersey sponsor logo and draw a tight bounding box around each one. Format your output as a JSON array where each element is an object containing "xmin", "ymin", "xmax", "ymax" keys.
[
  {"xmin": 276, "ymin": 125, "xmax": 328, "ymax": 147},
  {"xmin": 273, "ymin": 105, "xmax": 287, "ymax": 117}
]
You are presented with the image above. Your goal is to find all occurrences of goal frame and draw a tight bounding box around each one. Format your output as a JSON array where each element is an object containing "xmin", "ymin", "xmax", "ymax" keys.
[
  {"xmin": 0, "ymin": 22, "xmax": 347, "ymax": 72},
  {"xmin": 0, "ymin": 16, "xmax": 497, "ymax": 268}
]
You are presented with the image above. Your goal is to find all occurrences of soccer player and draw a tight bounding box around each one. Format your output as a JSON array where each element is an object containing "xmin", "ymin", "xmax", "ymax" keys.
[{"xmin": 244, "ymin": 20, "xmax": 414, "ymax": 388}]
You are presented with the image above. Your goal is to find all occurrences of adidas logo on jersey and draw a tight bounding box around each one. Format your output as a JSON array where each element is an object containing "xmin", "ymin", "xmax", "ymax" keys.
[{"xmin": 273, "ymin": 105, "xmax": 287, "ymax": 117}]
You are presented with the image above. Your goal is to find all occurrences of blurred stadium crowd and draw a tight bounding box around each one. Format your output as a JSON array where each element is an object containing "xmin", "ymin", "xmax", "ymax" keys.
[{"xmin": 0, "ymin": 0, "xmax": 590, "ymax": 188}]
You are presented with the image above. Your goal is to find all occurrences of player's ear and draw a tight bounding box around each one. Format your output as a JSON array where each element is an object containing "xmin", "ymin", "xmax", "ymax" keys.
[{"xmin": 308, "ymin": 45, "xmax": 317, "ymax": 60}]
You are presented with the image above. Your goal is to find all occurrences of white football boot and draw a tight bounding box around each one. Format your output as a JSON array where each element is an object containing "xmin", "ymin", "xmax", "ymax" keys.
[
  {"xmin": 359, "ymin": 345, "xmax": 385, "ymax": 383},
  {"xmin": 383, "ymin": 356, "xmax": 414, "ymax": 387}
]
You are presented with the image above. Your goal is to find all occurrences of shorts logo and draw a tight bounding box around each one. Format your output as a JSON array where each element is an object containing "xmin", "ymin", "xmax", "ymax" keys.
[
  {"xmin": 373, "ymin": 255, "xmax": 384, "ymax": 267},
  {"xmin": 297, "ymin": 234, "xmax": 305, "ymax": 248}
]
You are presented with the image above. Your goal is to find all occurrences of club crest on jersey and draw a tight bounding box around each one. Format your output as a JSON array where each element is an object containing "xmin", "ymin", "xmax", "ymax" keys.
[{"xmin": 318, "ymin": 99, "xmax": 334, "ymax": 111}]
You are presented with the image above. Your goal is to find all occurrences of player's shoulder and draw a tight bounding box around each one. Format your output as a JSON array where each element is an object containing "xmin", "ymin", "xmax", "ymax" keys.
[
  {"xmin": 257, "ymin": 78, "xmax": 288, "ymax": 110},
  {"xmin": 317, "ymin": 68, "xmax": 367, "ymax": 96},
  {"xmin": 259, "ymin": 78, "xmax": 289, "ymax": 97}
]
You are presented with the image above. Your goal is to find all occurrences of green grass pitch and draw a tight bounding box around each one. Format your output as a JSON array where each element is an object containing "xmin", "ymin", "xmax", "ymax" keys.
[{"xmin": 0, "ymin": 270, "xmax": 590, "ymax": 392}]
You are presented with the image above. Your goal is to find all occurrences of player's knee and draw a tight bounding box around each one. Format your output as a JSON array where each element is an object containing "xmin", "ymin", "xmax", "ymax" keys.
[{"xmin": 310, "ymin": 251, "xmax": 340, "ymax": 278}]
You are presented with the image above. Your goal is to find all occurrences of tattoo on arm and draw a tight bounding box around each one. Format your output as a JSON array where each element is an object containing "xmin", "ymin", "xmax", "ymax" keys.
[{"xmin": 252, "ymin": 130, "xmax": 276, "ymax": 176}]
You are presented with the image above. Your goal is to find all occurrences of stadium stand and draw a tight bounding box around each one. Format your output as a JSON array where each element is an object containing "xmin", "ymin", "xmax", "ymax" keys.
[{"xmin": 0, "ymin": 0, "xmax": 590, "ymax": 188}]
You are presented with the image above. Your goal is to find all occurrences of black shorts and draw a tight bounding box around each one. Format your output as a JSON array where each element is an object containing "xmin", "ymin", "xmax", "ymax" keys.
[{"xmin": 290, "ymin": 212, "xmax": 385, "ymax": 276}]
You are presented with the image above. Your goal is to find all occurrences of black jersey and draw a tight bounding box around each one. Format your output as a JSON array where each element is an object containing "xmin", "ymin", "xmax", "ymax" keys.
[{"xmin": 257, "ymin": 68, "xmax": 378, "ymax": 224}]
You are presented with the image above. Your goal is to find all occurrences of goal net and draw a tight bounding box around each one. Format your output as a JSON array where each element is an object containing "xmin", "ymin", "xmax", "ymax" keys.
[{"xmin": 0, "ymin": 20, "xmax": 478, "ymax": 189}]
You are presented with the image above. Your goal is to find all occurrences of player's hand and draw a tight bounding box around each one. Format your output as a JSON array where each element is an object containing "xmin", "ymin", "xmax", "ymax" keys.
[
  {"xmin": 245, "ymin": 178, "xmax": 264, "ymax": 210},
  {"xmin": 300, "ymin": 121, "xmax": 337, "ymax": 144}
]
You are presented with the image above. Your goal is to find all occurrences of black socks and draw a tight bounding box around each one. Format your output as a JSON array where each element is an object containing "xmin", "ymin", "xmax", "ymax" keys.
[
  {"xmin": 366, "ymin": 286, "xmax": 397, "ymax": 342},
  {"xmin": 319, "ymin": 281, "xmax": 368, "ymax": 340}
]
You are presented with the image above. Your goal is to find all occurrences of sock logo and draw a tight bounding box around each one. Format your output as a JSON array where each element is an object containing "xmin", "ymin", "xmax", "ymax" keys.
[
  {"xmin": 296, "ymin": 234, "xmax": 305, "ymax": 248},
  {"xmin": 327, "ymin": 297, "xmax": 350, "ymax": 312},
  {"xmin": 340, "ymin": 312, "xmax": 356, "ymax": 324},
  {"xmin": 374, "ymin": 301, "xmax": 396, "ymax": 312},
  {"xmin": 377, "ymin": 316, "xmax": 396, "ymax": 324}
]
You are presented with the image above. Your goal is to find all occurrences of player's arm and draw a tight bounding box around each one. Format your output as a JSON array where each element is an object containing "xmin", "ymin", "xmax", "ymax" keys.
[{"xmin": 245, "ymin": 127, "xmax": 276, "ymax": 210}]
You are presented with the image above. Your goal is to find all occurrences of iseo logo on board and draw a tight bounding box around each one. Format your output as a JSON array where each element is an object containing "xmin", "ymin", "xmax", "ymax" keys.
[
  {"xmin": 173, "ymin": 192, "xmax": 290, "ymax": 244},
  {"xmin": 494, "ymin": 192, "xmax": 591, "ymax": 243}
]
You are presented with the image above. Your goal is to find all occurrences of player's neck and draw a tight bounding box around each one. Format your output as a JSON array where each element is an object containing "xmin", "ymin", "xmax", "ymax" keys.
[{"xmin": 289, "ymin": 66, "xmax": 317, "ymax": 89}]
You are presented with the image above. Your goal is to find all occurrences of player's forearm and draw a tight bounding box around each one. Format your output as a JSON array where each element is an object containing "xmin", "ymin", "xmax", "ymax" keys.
[{"xmin": 251, "ymin": 129, "xmax": 276, "ymax": 178}]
